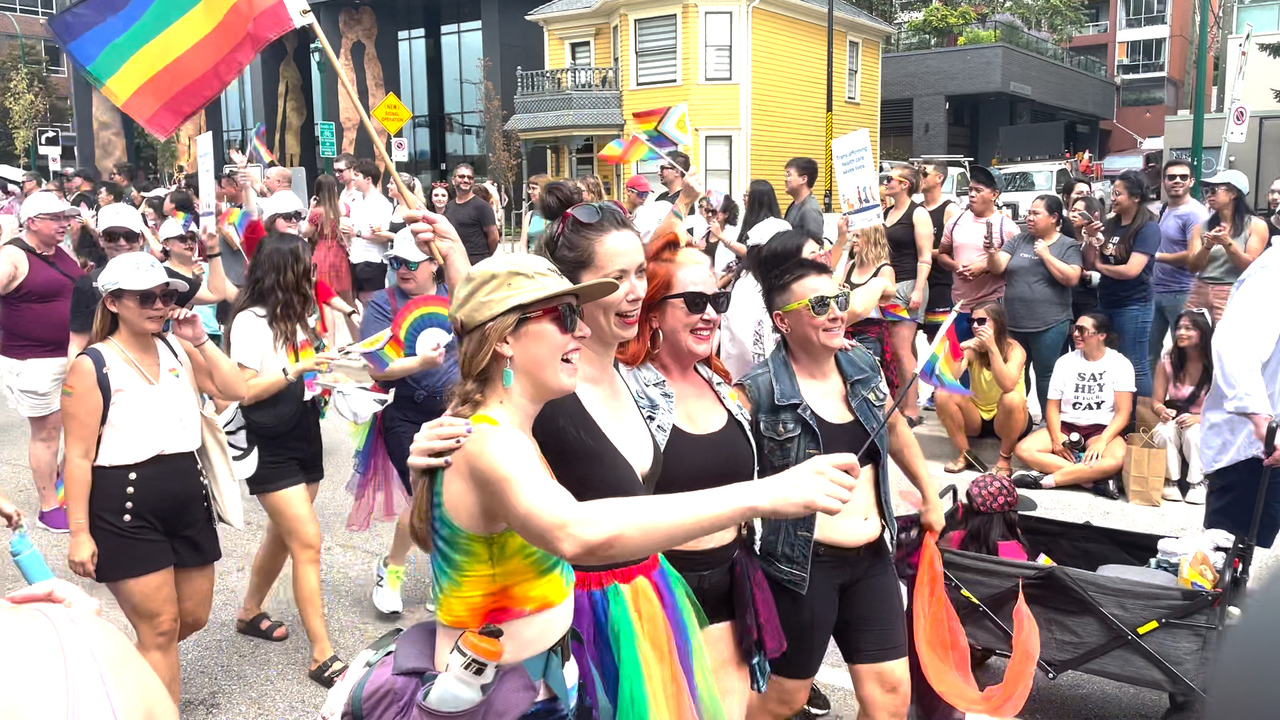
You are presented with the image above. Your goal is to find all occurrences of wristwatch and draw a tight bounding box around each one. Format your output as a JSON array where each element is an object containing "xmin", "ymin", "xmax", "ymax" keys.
[{"xmin": 283, "ymin": 367, "xmax": 298, "ymax": 383}]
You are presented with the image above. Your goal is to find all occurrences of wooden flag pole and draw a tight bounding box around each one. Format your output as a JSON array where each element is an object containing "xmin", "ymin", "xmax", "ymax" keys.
[{"xmin": 305, "ymin": 12, "xmax": 442, "ymax": 264}]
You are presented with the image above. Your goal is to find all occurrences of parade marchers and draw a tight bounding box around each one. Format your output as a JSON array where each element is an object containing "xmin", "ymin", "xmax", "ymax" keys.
[{"xmin": 0, "ymin": 152, "xmax": 1278, "ymax": 720}]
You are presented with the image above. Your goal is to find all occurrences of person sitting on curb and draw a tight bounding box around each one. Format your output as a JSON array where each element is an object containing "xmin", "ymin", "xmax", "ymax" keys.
[
  {"xmin": 936, "ymin": 302, "xmax": 1029, "ymax": 477},
  {"xmin": 1151, "ymin": 308, "xmax": 1214, "ymax": 504},
  {"xmin": 1012, "ymin": 312, "xmax": 1134, "ymax": 499}
]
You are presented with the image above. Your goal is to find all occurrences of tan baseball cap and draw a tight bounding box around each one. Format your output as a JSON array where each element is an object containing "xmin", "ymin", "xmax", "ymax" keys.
[{"xmin": 451, "ymin": 254, "xmax": 618, "ymax": 333}]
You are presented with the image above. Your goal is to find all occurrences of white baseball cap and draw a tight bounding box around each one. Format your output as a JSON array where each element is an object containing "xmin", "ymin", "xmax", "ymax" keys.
[
  {"xmin": 383, "ymin": 227, "xmax": 431, "ymax": 263},
  {"xmin": 19, "ymin": 191, "xmax": 81, "ymax": 224},
  {"xmin": 1201, "ymin": 169, "xmax": 1250, "ymax": 196},
  {"xmin": 258, "ymin": 191, "xmax": 305, "ymax": 220},
  {"xmin": 96, "ymin": 252, "xmax": 189, "ymax": 294},
  {"xmin": 97, "ymin": 203, "xmax": 145, "ymax": 234},
  {"xmin": 158, "ymin": 217, "xmax": 196, "ymax": 241}
]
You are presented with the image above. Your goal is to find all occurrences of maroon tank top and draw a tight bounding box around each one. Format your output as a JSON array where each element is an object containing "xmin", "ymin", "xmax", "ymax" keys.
[{"xmin": 0, "ymin": 243, "xmax": 83, "ymax": 359}]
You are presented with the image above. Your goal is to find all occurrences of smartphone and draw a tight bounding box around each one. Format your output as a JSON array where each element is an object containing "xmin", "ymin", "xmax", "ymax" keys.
[{"xmin": 162, "ymin": 318, "xmax": 172, "ymax": 334}]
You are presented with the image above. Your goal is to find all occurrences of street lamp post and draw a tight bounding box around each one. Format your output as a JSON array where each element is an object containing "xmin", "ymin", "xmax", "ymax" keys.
[
  {"xmin": 310, "ymin": 39, "xmax": 332, "ymax": 174},
  {"xmin": 823, "ymin": 0, "xmax": 834, "ymax": 212},
  {"xmin": 1, "ymin": 12, "xmax": 39, "ymax": 172}
]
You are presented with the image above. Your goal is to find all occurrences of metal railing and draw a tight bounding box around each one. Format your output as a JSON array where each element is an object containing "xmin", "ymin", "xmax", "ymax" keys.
[
  {"xmin": 514, "ymin": 66, "xmax": 620, "ymax": 96},
  {"xmin": 1120, "ymin": 12, "xmax": 1169, "ymax": 29},
  {"xmin": 1082, "ymin": 20, "xmax": 1110, "ymax": 34},
  {"xmin": 1116, "ymin": 58, "xmax": 1166, "ymax": 75},
  {"xmin": 887, "ymin": 20, "xmax": 1109, "ymax": 78}
]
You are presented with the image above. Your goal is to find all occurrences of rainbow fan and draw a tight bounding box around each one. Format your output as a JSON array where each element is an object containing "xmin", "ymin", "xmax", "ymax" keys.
[
  {"xmin": 391, "ymin": 294, "xmax": 453, "ymax": 357},
  {"xmin": 350, "ymin": 328, "xmax": 404, "ymax": 373}
]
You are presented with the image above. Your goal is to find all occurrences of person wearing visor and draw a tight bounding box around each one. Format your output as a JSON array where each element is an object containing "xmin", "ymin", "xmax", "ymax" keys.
[
  {"xmin": 1, "ymin": 192, "xmax": 84, "ymax": 531},
  {"xmin": 61, "ymin": 252, "xmax": 245, "ymax": 704},
  {"xmin": 361, "ymin": 227, "xmax": 468, "ymax": 615}
]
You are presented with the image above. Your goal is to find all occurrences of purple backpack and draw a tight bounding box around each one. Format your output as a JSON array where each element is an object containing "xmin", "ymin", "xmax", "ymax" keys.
[{"xmin": 343, "ymin": 622, "xmax": 541, "ymax": 720}]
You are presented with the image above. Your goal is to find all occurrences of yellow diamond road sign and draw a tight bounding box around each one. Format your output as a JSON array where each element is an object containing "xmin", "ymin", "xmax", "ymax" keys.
[{"xmin": 372, "ymin": 92, "xmax": 411, "ymax": 136}]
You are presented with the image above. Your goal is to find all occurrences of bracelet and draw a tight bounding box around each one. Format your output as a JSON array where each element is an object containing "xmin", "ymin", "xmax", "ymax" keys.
[
  {"xmin": 191, "ymin": 336, "xmax": 210, "ymax": 349},
  {"xmin": 206, "ymin": 252, "xmax": 222, "ymax": 259},
  {"xmin": 671, "ymin": 207, "xmax": 686, "ymax": 222}
]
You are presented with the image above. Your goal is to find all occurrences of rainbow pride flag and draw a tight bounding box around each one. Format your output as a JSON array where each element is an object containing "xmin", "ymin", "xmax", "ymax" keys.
[
  {"xmin": 172, "ymin": 211, "xmax": 196, "ymax": 232},
  {"xmin": 597, "ymin": 134, "xmax": 651, "ymax": 165},
  {"xmin": 348, "ymin": 329, "xmax": 403, "ymax": 373},
  {"xmin": 879, "ymin": 303, "xmax": 913, "ymax": 322},
  {"xmin": 924, "ymin": 309, "xmax": 952, "ymax": 326},
  {"xmin": 633, "ymin": 103, "xmax": 691, "ymax": 147},
  {"xmin": 219, "ymin": 207, "xmax": 253, "ymax": 246},
  {"xmin": 918, "ymin": 304, "xmax": 971, "ymax": 396},
  {"xmin": 48, "ymin": 0, "xmax": 309, "ymax": 139},
  {"xmin": 250, "ymin": 122, "xmax": 276, "ymax": 166}
]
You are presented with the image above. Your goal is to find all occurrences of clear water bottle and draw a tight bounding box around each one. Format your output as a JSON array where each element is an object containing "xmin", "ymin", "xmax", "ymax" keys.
[
  {"xmin": 424, "ymin": 624, "xmax": 505, "ymax": 711},
  {"xmin": 1064, "ymin": 432, "xmax": 1085, "ymax": 463},
  {"xmin": 9, "ymin": 525, "xmax": 54, "ymax": 585}
]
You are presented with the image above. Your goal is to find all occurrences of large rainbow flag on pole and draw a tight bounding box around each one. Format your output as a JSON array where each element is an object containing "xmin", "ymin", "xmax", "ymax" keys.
[
  {"xmin": 48, "ymin": 0, "xmax": 312, "ymax": 139},
  {"xmin": 918, "ymin": 302, "xmax": 972, "ymax": 396}
]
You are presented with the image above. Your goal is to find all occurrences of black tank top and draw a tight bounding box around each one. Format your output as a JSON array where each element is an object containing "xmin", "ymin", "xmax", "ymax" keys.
[
  {"xmin": 845, "ymin": 262, "xmax": 891, "ymax": 290},
  {"xmin": 812, "ymin": 411, "xmax": 881, "ymax": 469},
  {"xmin": 656, "ymin": 416, "xmax": 754, "ymax": 495},
  {"xmin": 925, "ymin": 200, "xmax": 954, "ymax": 290},
  {"xmin": 533, "ymin": 391, "xmax": 662, "ymax": 501},
  {"xmin": 885, "ymin": 201, "xmax": 922, "ymax": 282}
]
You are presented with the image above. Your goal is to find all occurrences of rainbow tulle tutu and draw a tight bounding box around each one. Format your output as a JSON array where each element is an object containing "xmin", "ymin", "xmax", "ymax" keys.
[
  {"xmin": 572, "ymin": 555, "xmax": 724, "ymax": 720},
  {"xmin": 344, "ymin": 414, "xmax": 409, "ymax": 531}
]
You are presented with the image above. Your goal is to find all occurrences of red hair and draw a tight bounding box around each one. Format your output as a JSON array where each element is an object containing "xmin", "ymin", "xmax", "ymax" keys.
[{"xmin": 617, "ymin": 234, "xmax": 733, "ymax": 382}]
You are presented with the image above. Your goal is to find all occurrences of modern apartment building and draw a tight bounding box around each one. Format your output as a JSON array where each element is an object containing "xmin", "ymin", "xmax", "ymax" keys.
[
  {"xmin": 0, "ymin": 0, "xmax": 75, "ymax": 173},
  {"xmin": 1069, "ymin": 0, "xmax": 1205, "ymax": 153}
]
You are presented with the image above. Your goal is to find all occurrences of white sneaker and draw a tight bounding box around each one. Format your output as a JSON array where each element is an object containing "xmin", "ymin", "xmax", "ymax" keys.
[
  {"xmin": 372, "ymin": 556, "xmax": 405, "ymax": 615},
  {"xmin": 1163, "ymin": 482, "xmax": 1183, "ymax": 502},
  {"xmin": 1185, "ymin": 483, "xmax": 1208, "ymax": 505}
]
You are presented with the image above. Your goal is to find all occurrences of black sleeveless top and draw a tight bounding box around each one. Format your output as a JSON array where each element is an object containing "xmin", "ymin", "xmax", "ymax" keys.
[
  {"xmin": 656, "ymin": 416, "xmax": 754, "ymax": 495},
  {"xmin": 885, "ymin": 200, "xmax": 922, "ymax": 282},
  {"xmin": 925, "ymin": 200, "xmax": 954, "ymax": 291},
  {"xmin": 845, "ymin": 261, "xmax": 891, "ymax": 290},
  {"xmin": 812, "ymin": 411, "xmax": 880, "ymax": 468},
  {"xmin": 533, "ymin": 392, "xmax": 661, "ymax": 502}
]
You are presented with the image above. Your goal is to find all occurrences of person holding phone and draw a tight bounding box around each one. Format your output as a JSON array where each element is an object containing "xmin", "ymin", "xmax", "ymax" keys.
[{"xmin": 1185, "ymin": 170, "xmax": 1270, "ymax": 324}]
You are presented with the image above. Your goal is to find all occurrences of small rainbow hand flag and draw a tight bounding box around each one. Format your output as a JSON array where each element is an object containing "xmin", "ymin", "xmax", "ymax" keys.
[
  {"xmin": 172, "ymin": 211, "xmax": 196, "ymax": 232},
  {"xmin": 879, "ymin": 303, "xmax": 913, "ymax": 321},
  {"xmin": 250, "ymin": 123, "xmax": 276, "ymax": 167},
  {"xmin": 918, "ymin": 303, "xmax": 972, "ymax": 396},
  {"xmin": 597, "ymin": 134, "xmax": 651, "ymax": 165},
  {"xmin": 347, "ymin": 329, "xmax": 404, "ymax": 373},
  {"xmin": 48, "ymin": 0, "xmax": 310, "ymax": 139},
  {"xmin": 219, "ymin": 207, "xmax": 253, "ymax": 247}
]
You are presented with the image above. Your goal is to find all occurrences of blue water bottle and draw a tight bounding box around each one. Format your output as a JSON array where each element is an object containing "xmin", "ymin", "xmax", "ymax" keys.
[{"xmin": 9, "ymin": 525, "xmax": 54, "ymax": 585}]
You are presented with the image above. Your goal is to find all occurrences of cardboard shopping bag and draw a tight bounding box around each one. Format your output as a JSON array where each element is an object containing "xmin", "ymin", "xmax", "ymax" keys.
[{"xmin": 1123, "ymin": 430, "xmax": 1166, "ymax": 507}]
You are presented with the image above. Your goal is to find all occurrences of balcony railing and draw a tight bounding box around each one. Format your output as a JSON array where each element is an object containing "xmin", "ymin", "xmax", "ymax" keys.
[
  {"xmin": 886, "ymin": 20, "xmax": 1108, "ymax": 78},
  {"xmin": 1121, "ymin": 13, "xmax": 1169, "ymax": 29},
  {"xmin": 515, "ymin": 66, "xmax": 620, "ymax": 96},
  {"xmin": 1083, "ymin": 20, "xmax": 1110, "ymax": 34},
  {"xmin": 1116, "ymin": 59, "xmax": 1166, "ymax": 75}
]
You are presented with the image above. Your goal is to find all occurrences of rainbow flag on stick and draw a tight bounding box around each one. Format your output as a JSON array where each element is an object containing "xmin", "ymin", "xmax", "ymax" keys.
[
  {"xmin": 918, "ymin": 303, "xmax": 972, "ymax": 396},
  {"xmin": 597, "ymin": 134, "xmax": 651, "ymax": 165},
  {"xmin": 249, "ymin": 122, "xmax": 276, "ymax": 166},
  {"xmin": 49, "ymin": 0, "xmax": 312, "ymax": 139}
]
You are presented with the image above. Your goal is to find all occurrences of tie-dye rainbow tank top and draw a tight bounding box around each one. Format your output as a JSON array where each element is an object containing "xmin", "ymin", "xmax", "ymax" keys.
[{"xmin": 431, "ymin": 415, "xmax": 575, "ymax": 629}]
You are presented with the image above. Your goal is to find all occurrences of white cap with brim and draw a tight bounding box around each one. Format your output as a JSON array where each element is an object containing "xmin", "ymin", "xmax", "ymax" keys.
[
  {"xmin": 19, "ymin": 191, "xmax": 81, "ymax": 224},
  {"xmin": 96, "ymin": 252, "xmax": 189, "ymax": 294},
  {"xmin": 158, "ymin": 217, "xmax": 195, "ymax": 241},
  {"xmin": 1201, "ymin": 169, "xmax": 1250, "ymax": 196},
  {"xmin": 98, "ymin": 203, "xmax": 146, "ymax": 234},
  {"xmin": 142, "ymin": 187, "xmax": 170, "ymax": 199},
  {"xmin": 383, "ymin": 227, "xmax": 430, "ymax": 263},
  {"xmin": 258, "ymin": 191, "xmax": 306, "ymax": 220}
]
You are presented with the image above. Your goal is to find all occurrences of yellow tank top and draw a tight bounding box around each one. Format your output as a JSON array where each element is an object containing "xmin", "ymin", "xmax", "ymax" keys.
[
  {"xmin": 969, "ymin": 359, "xmax": 1024, "ymax": 421},
  {"xmin": 431, "ymin": 414, "xmax": 575, "ymax": 628}
]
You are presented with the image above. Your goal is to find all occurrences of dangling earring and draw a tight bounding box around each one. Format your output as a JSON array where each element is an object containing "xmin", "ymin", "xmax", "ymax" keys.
[
  {"xmin": 649, "ymin": 327, "xmax": 664, "ymax": 354},
  {"xmin": 502, "ymin": 357, "xmax": 514, "ymax": 389}
]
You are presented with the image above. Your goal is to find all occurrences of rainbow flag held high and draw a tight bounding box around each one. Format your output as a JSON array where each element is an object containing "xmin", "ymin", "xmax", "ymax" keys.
[
  {"xmin": 48, "ymin": 0, "xmax": 311, "ymax": 139},
  {"xmin": 633, "ymin": 103, "xmax": 691, "ymax": 147},
  {"xmin": 918, "ymin": 304, "xmax": 972, "ymax": 396},
  {"xmin": 879, "ymin": 303, "xmax": 913, "ymax": 322},
  {"xmin": 249, "ymin": 122, "xmax": 276, "ymax": 166},
  {"xmin": 597, "ymin": 134, "xmax": 651, "ymax": 165},
  {"xmin": 219, "ymin": 207, "xmax": 253, "ymax": 247}
]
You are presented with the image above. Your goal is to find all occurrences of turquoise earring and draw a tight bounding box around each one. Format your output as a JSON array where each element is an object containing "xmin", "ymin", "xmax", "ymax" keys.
[{"xmin": 502, "ymin": 358, "xmax": 513, "ymax": 389}]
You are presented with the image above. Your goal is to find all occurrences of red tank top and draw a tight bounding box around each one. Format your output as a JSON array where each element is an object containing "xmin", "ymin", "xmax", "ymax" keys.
[{"xmin": 0, "ymin": 242, "xmax": 83, "ymax": 359}]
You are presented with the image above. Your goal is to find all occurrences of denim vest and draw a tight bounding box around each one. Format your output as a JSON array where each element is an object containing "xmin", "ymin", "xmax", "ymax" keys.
[{"xmin": 737, "ymin": 342, "xmax": 894, "ymax": 594}]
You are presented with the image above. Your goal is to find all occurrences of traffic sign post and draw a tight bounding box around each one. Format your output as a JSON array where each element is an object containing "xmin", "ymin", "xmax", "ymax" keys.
[
  {"xmin": 36, "ymin": 128, "xmax": 60, "ymax": 155},
  {"xmin": 1226, "ymin": 101, "xmax": 1250, "ymax": 144},
  {"xmin": 317, "ymin": 121, "xmax": 336, "ymax": 159},
  {"xmin": 390, "ymin": 137, "xmax": 408, "ymax": 163},
  {"xmin": 48, "ymin": 154, "xmax": 61, "ymax": 173},
  {"xmin": 371, "ymin": 92, "xmax": 411, "ymax": 136}
]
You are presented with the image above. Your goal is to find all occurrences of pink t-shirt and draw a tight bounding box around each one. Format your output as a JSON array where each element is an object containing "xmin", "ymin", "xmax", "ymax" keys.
[
  {"xmin": 1161, "ymin": 354, "xmax": 1207, "ymax": 414},
  {"xmin": 940, "ymin": 209, "xmax": 1018, "ymax": 306}
]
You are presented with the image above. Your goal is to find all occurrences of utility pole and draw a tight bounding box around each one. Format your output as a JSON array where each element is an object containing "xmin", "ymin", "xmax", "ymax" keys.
[
  {"xmin": 824, "ymin": 0, "xmax": 834, "ymax": 212},
  {"xmin": 1189, "ymin": 0, "xmax": 1211, "ymax": 192},
  {"xmin": 310, "ymin": 39, "xmax": 332, "ymax": 174}
]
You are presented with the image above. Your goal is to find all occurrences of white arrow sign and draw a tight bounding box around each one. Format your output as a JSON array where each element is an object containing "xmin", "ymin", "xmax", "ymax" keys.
[{"xmin": 36, "ymin": 128, "xmax": 60, "ymax": 155}]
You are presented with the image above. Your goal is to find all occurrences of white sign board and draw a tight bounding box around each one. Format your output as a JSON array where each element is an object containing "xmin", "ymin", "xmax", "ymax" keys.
[
  {"xmin": 390, "ymin": 137, "xmax": 408, "ymax": 163},
  {"xmin": 47, "ymin": 154, "xmax": 61, "ymax": 173},
  {"xmin": 195, "ymin": 131, "xmax": 215, "ymax": 231},
  {"xmin": 1226, "ymin": 101, "xmax": 1250, "ymax": 144},
  {"xmin": 832, "ymin": 128, "xmax": 884, "ymax": 231},
  {"xmin": 36, "ymin": 128, "xmax": 60, "ymax": 155}
]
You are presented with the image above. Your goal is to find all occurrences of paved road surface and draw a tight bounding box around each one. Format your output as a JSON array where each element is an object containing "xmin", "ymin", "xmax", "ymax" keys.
[{"xmin": 0, "ymin": 400, "xmax": 1269, "ymax": 719}]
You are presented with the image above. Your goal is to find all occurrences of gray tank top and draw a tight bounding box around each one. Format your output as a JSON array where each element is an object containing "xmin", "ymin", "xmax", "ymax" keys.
[{"xmin": 1199, "ymin": 223, "xmax": 1250, "ymax": 285}]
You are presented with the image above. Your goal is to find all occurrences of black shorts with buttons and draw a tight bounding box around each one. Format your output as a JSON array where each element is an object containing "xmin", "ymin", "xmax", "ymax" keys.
[{"xmin": 89, "ymin": 452, "xmax": 221, "ymax": 584}]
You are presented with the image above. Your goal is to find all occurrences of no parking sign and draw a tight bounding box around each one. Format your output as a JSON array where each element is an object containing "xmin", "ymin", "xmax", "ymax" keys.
[{"xmin": 1227, "ymin": 101, "xmax": 1250, "ymax": 143}]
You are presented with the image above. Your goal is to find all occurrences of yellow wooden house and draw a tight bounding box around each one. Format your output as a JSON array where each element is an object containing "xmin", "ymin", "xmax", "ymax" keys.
[{"xmin": 506, "ymin": 0, "xmax": 891, "ymax": 205}]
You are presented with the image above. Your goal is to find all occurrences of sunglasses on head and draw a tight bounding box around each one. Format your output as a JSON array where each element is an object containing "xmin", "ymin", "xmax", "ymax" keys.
[
  {"xmin": 661, "ymin": 291, "xmax": 731, "ymax": 315},
  {"xmin": 431, "ymin": 181, "xmax": 449, "ymax": 188},
  {"xmin": 778, "ymin": 290, "xmax": 850, "ymax": 317},
  {"xmin": 102, "ymin": 230, "xmax": 140, "ymax": 245},
  {"xmin": 517, "ymin": 302, "xmax": 583, "ymax": 334},
  {"xmin": 553, "ymin": 201, "xmax": 625, "ymax": 237},
  {"xmin": 117, "ymin": 289, "xmax": 179, "ymax": 308},
  {"xmin": 389, "ymin": 257, "xmax": 429, "ymax": 272}
]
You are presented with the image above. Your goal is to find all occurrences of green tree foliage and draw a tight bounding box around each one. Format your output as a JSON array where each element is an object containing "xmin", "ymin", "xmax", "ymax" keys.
[
  {"xmin": 0, "ymin": 46, "xmax": 53, "ymax": 168},
  {"xmin": 999, "ymin": 0, "xmax": 1088, "ymax": 45},
  {"xmin": 1259, "ymin": 41, "xmax": 1280, "ymax": 103}
]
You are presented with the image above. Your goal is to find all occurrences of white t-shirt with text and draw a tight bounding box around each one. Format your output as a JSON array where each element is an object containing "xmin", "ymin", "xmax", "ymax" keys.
[{"xmin": 1047, "ymin": 348, "xmax": 1136, "ymax": 427}]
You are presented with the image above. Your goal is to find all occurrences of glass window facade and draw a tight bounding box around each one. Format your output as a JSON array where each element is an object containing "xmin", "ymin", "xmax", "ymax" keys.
[
  {"xmin": 441, "ymin": 19, "xmax": 486, "ymax": 177},
  {"xmin": 220, "ymin": 67, "xmax": 256, "ymax": 155},
  {"xmin": 398, "ymin": 27, "xmax": 433, "ymax": 172},
  {"xmin": 0, "ymin": 0, "xmax": 54, "ymax": 17}
]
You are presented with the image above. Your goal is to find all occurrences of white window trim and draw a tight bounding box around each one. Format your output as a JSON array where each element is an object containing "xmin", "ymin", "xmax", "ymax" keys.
[
  {"xmin": 630, "ymin": 8, "xmax": 682, "ymax": 90},
  {"xmin": 566, "ymin": 39, "xmax": 595, "ymax": 67},
  {"xmin": 611, "ymin": 21, "xmax": 621, "ymax": 69},
  {"xmin": 845, "ymin": 38, "xmax": 861, "ymax": 103},
  {"xmin": 699, "ymin": 6, "xmax": 738, "ymax": 85},
  {"xmin": 699, "ymin": 127, "xmax": 742, "ymax": 198}
]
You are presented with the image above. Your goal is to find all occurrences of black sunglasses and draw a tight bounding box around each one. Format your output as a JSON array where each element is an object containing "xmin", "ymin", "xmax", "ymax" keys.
[
  {"xmin": 455, "ymin": 174, "xmax": 474, "ymax": 180},
  {"xmin": 274, "ymin": 211, "xmax": 305, "ymax": 222},
  {"xmin": 517, "ymin": 302, "xmax": 583, "ymax": 334},
  {"xmin": 971, "ymin": 316, "xmax": 989, "ymax": 327},
  {"xmin": 1072, "ymin": 324, "xmax": 1097, "ymax": 336},
  {"xmin": 553, "ymin": 201, "xmax": 626, "ymax": 237},
  {"xmin": 102, "ymin": 230, "xmax": 141, "ymax": 245},
  {"xmin": 1165, "ymin": 173, "xmax": 1190, "ymax": 182},
  {"xmin": 661, "ymin": 291, "xmax": 731, "ymax": 315},
  {"xmin": 389, "ymin": 257, "xmax": 428, "ymax": 272},
  {"xmin": 119, "ymin": 289, "xmax": 179, "ymax": 308}
]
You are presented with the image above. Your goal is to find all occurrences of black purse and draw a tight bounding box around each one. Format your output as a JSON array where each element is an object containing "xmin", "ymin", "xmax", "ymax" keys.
[{"xmin": 240, "ymin": 340, "xmax": 311, "ymax": 436}]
